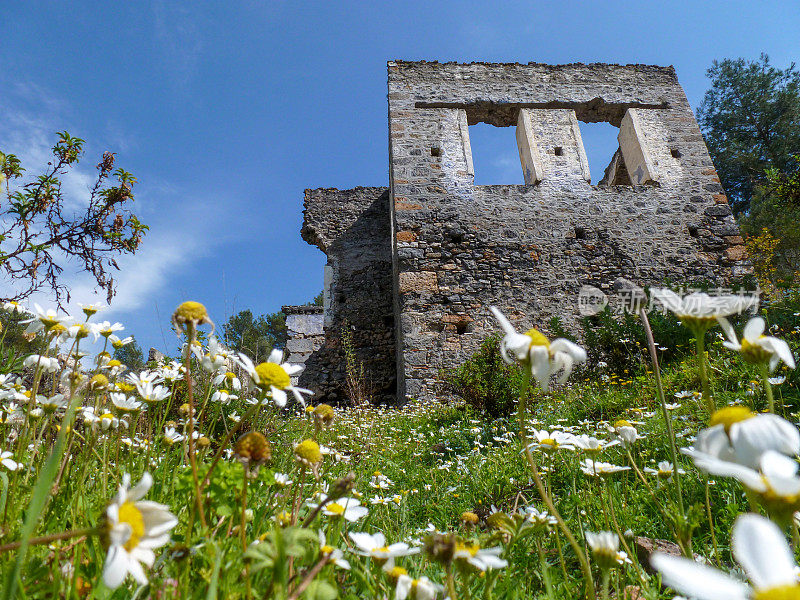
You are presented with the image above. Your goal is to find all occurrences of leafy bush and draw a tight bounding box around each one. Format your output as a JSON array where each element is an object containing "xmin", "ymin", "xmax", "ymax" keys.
[
  {"xmin": 580, "ymin": 307, "xmax": 694, "ymax": 375},
  {"xmin": 444, "ymin": 334, "xmax": 529, "ymax": 418}
]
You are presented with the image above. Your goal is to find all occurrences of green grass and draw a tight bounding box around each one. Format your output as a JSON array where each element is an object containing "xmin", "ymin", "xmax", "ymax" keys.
[{"xmin": 1, "ymin": 307, "xmax": 799, "ymax": 599}]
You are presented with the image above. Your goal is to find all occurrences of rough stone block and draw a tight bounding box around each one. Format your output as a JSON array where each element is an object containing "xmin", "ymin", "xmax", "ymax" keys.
[{"xmin": 399, "ymin": 271, "xmax": 439, "ymax": 293}]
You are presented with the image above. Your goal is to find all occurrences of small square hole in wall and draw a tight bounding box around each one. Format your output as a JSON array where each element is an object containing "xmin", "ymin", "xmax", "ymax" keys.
[
  {"xmin": 431, "ymin": 146, "xmax": 442, "ymax": 157},
  {"xmin": 670, "ymin": 148, "xmax": 682, "ymax": 159},
  {"xmin": 575, "ymin": 227, "xmax": 587, "ymax": 239},
  {"xmin": 688, "ymin": 225, "xmax": 699, "ymax": 238},
  {"xmin": 554, "ymin": 146, "xmax": 564, "ymax": 156}
]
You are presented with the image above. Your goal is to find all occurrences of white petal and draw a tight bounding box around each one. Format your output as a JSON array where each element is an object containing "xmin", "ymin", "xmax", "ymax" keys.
[
  {"xmin": 550, "ymin": 339, "xmax": 587, "ymax": 363},
  {"xmin": 765, "ymin": 338, "xmax": 796, "ymax": 370},
  {"xmin": 650, "ymin": 553, "xmax": 749, "ymax": 600},
  {"xmin": 716, "ymin": 317, "xmax": 738, "ymax": 344},
  {"xmin": 489, "ymin": 306, "xmax": 517, "ymax": 337},
  {"xmin": 103, "ymin": 546, "xmax": 130, "ymax": 589},
  {"xmin": 682, "ymin": 451, "xmax": 766, "ymax": 491},
  {"xmin": 529, "ymin": 346, "xmax": 551, "ymax": 392},
  {"xmin": 554, "ymin": 352, "xmax": 574, "ymax": 384},
  {"xmin": 733, "ymin": 513, "xmax": 797, "ymax": 589},
  {"xmin": 271, "ymin": 387, "xmax": 287, "ymax": 407},
  {"xmin": 732, "ymin": 415, "xmax": 800, "ymax": 466},
  {"xmin": 743, "ymin": 317, "xmax": 765, "ymax": 342},
  {"xmin": 349, "ymin": 531, "xmax": 381, "ymax": 551},
  {"xmin": 651, "ymin": 289, "xmax": 685, "ymax": 314},
  {"xmin": 128, "ymin": 473, "xmax": 153, "ymax": 502},
  {"xmin": 267, "ymin": 349, "xmax": 283, "ymax": 364}
]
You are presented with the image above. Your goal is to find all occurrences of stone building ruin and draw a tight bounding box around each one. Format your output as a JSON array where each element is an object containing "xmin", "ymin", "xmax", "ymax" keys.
[{"xmin": 283, "ymin": 60, "xmax": 750, "ymax": 405}]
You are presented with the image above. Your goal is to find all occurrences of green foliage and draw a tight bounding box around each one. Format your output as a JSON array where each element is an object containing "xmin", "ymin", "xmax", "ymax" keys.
[
  {"xmin": 697, "ymin": 54, "xmax": 800, "ymax": 214},
  {"xmin": 444, "ymin": 334, "xmax": 527, "ymax": 418},
  {"xmin": 223, "ymin": 309, "xmax": 287, "ymax": 361},
  {"xmin": 313, "ymin": 291, "xmax": 324, "ymax": 306},
  {"xmin": 112, "ymin": 336, "xmax": 145, "ymax": 371},
  {"xmin": 739, "ymin": 156, "xmax": 800, "ymax": 285},
  {"xmin": 580, "ymin": 306, "xmax": 693, "ymax": 374}
]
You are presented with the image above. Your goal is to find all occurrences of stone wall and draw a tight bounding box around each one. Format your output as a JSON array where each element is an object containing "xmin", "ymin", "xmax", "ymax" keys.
[
  {"xmin": 290, "ymin": 61, "xmax": 750, "ymax": 404},
  {"xmin": 298, "ymin": 187, "xmax": 396, "ymax": 404},
  {"xmin": 282, "ymin": 305, "xmax": 324, "ymax": 369},
  {"xmin": 386, "ymin": 61, "xmax": 750, "ymax": 400}
]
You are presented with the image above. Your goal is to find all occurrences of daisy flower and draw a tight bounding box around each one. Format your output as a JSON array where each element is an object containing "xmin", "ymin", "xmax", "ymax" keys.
[
  {"xmin": 396, "ymin": 574, "xmax": 441, "ymax": 600},
  {"xmin": 0, "ymin": 450, "xmax": 22, "ymax": 471},
  {"xmin": 237, "ymin": 350, "xmax": 312, "ymax": 407},
  {"xmin": 652, "ymin": 513, "xmax": 797, "ymax": 600},
  {"xmin": 650, "ymin": 289, "xmax": 756, "ymax": 332},
  {"xmin": 101, "ymin": 473, "xmax": 178, "ymax": 589},
  {"xmin": 318, "ymin": 531, "xmax": 351, "ymax": 570},
  {"xmin": 349, "ymin": 532, "xmax": 420, "ymax": 560},
  {"xmin": 19, "ymin": 304, "xmax": 70, "ymax": 334},
  {"xmin": 580, "ymin": 459, "xmax": 631, "ymax": 477},
  {"xmin": 490, "ymin": 307, "xmax": 587, "ymax": 392},
  {"xmin": 586, "ymin": 531, "xmax": 631, "ymax": 569},
  {"xmin": 454, "ymin": 540, "xmax": 508, "ymax": 571},
  {"xmin": 682, "ymin": 407, "xmax": 800, "ymax": 470},
  {"xmin": 718, "ymin": 316, "xmax": 796, "ymax": 372}
]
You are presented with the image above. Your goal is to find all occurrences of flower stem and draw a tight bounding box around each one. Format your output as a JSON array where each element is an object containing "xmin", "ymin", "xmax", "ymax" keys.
[
  {"xmin": 760, "ymin": 364, "xmax": 775, "ymax": 413},
  {"xmin": 183, "ymin": 323, "xmax": 207, "ymax": 530},
  {"xmin": 519, "ymin": 370, "xmax": 596, "ymax": 600},
  {"xmin": 639, "ymin": 308, "xmax": 685, "ymax": 517},
  {"xmin": 695, "ymin": 333, "xmax": 714, "ymax": 413},
  {"xmin": 0, "ymin": 527, "xmax": 97, "ymax": 553}
]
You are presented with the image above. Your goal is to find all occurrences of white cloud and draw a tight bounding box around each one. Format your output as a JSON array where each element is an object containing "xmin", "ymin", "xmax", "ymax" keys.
[{"xmin": 0, "ymin": 77, "xmax": 236, "ymax": 323}]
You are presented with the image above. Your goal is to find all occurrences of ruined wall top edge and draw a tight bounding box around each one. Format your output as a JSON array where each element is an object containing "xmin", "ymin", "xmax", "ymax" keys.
[{"xmin": 388, "ymin": 60, "xmax": 676, "ymax": 75}]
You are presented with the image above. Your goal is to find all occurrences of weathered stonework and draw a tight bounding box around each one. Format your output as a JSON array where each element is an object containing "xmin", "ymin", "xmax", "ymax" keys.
[
  {"xmin": 282, "ymin": 305, "xmax": 324, "ymax": 367},
  {"xmin": 288, "ymin": 60, "xmax": 750, "ymax": 404},
  {"xmin": 296, "ymin": 188, "xmax": 396, "ymax": 404}
]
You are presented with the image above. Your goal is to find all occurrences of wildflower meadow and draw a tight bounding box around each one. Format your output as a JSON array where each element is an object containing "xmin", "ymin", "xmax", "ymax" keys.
[{"xmin": 0, "ymin": 289, "xmax": 799, "ymax": 600}]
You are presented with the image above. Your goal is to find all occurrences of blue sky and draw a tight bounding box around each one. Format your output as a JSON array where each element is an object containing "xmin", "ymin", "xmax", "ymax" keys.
[{"xmin": 1, "ymin": 1, "xmax": 798, "ymax": 354}]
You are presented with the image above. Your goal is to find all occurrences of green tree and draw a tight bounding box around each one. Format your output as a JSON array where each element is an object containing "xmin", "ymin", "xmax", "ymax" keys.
[
  {"xmin": 113, "ymin": 337, "xmax": 146, "ymax": 371},
  {"xmin": 697, "ymin": 54, "xmax": 800, "ymax": 215},
  {"xmin": 739, "ymin": 156, "xmax": 800, "ymax": 287},
  {"xmin": 223, "ymin": 309, "xmax": 287, "ymax": 362},
  {"xmin": 0, "ymin": 133, "xmax": 148, "ymax": 305}
]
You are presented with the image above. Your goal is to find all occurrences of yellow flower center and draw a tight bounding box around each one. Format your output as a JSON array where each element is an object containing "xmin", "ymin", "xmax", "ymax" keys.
[
  {"xmin": 41, "ymin": 317, "xmax": 61, "ymax": 331},
  {"xmin": 540, "ymin": 438, "xmax": 557, "ymax": 447},
  {"xmin": 294, "ymin": 439, "xmax": 322, "ymax": 464},
  {"xmin": 117, "ymin": 501, "xmax": 145, "ymax": 552},
  {"xmin": 174, "ymin": 301, "xmax": 208, "ymax": 322},
  {"xmin": 614, "ymin": 420, "xmax": 632, "ymax": 428},
  {"xmin": 89, "ymin": 374, "xmax": 109, "ymax": 390},
  {"xmin": 73, "ymin": 325, "xmax": 89, "ymax": 340},
  {"xmin": 50, "ymin": 323, "xmax": 68, "ymax": 335},
  {"xmin": 740, "ymin": 337, "xmax": 774, "ymax": 365},
  {"xmin": 234, "ymin": 431, "xmax": 271, "ymax": 462},
  {"xmin": 225, "ymin": 371, "xmax": 236, "ymax": 381},
  {"xmin": 460, "ymin": 511, "xmax": 479, "ymax": 524},
  {"xmin": 116, "ymin": 382, "xmax": 135, "ymax": 393},
  {"xmin": 321, "ymin": 544, "xmax": 334, "ymax": 554},
  {"xmin": 254, "ymin": 362, "xmax": 291, "ymax": 390},
  {"xmin": 455, "ymin": 541, "xmax": 480, "ymax": 557},
  {"xmin": 753, "ymin": 584, "xmax": 800, "ymax": 600},
  {"xmin": 326, "ymin": 502, "xmax": 345, "ymax": 515},
  {"xmin": 107, "ymin": 360, "xmax": 122, "ymax": 368},
  {"xmin": 525, "ymin": 328, "xmax": 550, "ymax": 348},
  {"xmin": 709, "ymin": 406, "xmax": 755, "ymax": 434},
  {"xmin": 387, "ymin": 566, "xmax": 408, "ymax": 580}
]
